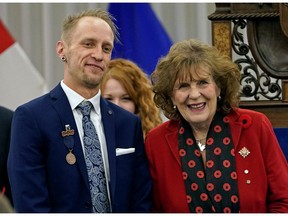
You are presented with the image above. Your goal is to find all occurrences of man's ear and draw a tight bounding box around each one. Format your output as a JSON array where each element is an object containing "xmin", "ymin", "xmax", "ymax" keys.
[{"xmin": 56, "ymin": 40, "xmax": 65, "ymax": 57}]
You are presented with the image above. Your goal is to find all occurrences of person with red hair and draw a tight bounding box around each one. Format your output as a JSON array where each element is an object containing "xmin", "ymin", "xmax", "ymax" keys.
[{"xmin": 101, "ymin": 58, "xmax": 162, "ymax": 138}]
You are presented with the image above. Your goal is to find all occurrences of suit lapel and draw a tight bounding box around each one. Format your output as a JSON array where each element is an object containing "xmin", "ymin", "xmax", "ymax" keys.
[
  {"xmin": 49, "ymin": 84, "xmax": 90, "ymax": 191},
  {"xmin": 100, "ymin": 98, "xmax": 116, "ymax": 198},
  {"xmin": 166, "ymin": 120, "xmax": 182, "ymax": 166},
  {"xmin": 228, "ymin": 110, "xmax": 243, "ymax": 150}
]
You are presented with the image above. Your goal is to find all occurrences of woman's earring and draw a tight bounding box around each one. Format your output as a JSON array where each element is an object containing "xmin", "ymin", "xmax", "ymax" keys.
[
  {"xmin": 173, "ymin": 105, "xmax": 177, "ymax": 109},
  {"xmin": 61, "ymin": 56, "xmax": 66, "ymax": 62},
  {"xmin": 217, "ymin": 95, "xmax": 222, "ymax": 101}
]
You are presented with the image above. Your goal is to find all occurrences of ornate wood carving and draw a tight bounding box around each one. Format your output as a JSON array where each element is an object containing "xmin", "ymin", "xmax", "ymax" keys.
[
  {"xmin": 208, "ymin": 3, "xmax": 288, "ymax": 127},
  {"xmin": 212, "ymin": 21, "xmax": 231, "ymax": 57}
]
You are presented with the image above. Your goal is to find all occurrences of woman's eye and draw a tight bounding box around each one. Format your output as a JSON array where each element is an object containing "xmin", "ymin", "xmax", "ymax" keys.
[
  {"xmin": 122, "ymin": 97, "xmax": 132, "ymax": 101},
  {"xmin": 199, "ymin": 80, "xmax": 208, "ymax": 85},
  {"xmin": 104, "ymin": 97, "xmax": 112, "ymax": 101},
  {"xmin": 178, "ymin": 83, "xmax": 190, "ymax": 89}
]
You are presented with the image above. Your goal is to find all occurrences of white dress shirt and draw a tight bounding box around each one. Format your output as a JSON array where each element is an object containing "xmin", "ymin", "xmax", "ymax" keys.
[{"xmin": 60, "ymin": 80, "xmax": 111, "ymax": 209}]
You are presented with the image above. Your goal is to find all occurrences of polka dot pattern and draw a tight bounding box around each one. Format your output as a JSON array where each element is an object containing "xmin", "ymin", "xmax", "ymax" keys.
[{"xmin": 178, "ymin": 113, "xmax": 240, "ymax": 213}]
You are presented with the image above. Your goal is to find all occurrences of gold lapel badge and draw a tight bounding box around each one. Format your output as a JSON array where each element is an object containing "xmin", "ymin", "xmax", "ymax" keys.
[
  {"xmin": 61, "ymin": 124, "xmax": 75, "ymax": 137},
  {"xmin": 239, "ymin": 147, "xmax": 250, "ymax": 158}
]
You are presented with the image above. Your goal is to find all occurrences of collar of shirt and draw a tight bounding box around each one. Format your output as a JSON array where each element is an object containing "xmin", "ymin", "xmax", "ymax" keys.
[{"xmin": 60, "ymin": 80, "xmax": 101, "ymax": 115}]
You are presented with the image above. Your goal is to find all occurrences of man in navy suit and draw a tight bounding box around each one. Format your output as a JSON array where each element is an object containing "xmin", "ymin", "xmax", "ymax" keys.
[{"xmin": 7, "ymin": 9, "xmax": 152, "ymax": 213}]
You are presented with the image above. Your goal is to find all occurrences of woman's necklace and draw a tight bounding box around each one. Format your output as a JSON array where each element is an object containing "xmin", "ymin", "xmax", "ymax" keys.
[{"xmin": 196, "ymin": 137, "xmax": 206, "ymax": 152}]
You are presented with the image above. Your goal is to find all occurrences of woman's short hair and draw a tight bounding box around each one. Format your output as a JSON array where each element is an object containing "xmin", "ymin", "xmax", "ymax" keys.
[{"xmin": 151, "ymin": 38, "xmax": 241, "ymax": 120}]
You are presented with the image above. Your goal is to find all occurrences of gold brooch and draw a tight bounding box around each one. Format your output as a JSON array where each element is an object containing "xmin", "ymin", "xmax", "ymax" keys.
[{"xmin": 239, "ymin": 147, "xmax": 250, "ymax": 158}]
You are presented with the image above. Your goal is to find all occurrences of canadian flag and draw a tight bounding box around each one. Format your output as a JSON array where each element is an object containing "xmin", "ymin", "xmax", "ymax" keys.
[{"xmin": 0, "ymin": 19, "xmax": 47, "ymax": 110}]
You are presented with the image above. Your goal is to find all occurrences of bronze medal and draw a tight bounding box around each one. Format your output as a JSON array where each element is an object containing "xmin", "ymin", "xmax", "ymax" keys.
[{"xmin": 66, "ymin": 151, "xmax": 76, "ymax": 165}]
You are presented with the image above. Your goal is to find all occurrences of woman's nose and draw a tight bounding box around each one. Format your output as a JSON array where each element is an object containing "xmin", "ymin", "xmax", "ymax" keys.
[{"xmin": 188, "ymin": 84, "xmax": 201, "ymax": 99}]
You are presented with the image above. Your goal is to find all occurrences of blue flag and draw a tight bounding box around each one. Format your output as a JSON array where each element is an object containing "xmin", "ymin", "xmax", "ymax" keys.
[{"xmin": 108, "ymin": 3, "xmax": 173, "ymax": 76}]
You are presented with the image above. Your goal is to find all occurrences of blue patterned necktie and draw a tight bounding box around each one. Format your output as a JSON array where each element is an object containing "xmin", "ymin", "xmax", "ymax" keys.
[{"xmin": 77, "ymin": 101, "xmax": 110, "ymax": 213}]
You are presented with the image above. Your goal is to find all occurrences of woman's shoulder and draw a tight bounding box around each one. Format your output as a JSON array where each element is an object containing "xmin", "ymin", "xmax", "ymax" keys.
[
  {"xmin": 230, "ymin": 108, "xmax": 269, "ymax": 119},
  {"xmin": 229, "ymin": 108, "xmax": 271, "ymax": 128},
  {"xmin": 147, "ymin": 119, "xmax": 178, "ymax": 136}
]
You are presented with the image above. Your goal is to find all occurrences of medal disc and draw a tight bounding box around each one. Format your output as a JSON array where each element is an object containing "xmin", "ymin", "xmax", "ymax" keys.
[{"xmin": 66, "ymin": 152, "xmax": 76, "ymax": 165}]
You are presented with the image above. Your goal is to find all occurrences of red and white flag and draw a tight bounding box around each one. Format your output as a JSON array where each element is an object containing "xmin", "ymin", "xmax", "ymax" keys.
[{"xmin": 0, "ymin": 19, "xmax": 47, "ymax": 110}]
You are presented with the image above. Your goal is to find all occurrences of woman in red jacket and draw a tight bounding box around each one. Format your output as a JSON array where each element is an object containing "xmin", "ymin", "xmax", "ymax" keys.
[{"xmin": 145, "ymin": 38, "xmax": 288, "ymax": 213}]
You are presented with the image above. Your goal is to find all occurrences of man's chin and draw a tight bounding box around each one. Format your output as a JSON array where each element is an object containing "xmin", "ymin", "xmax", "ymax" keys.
[{"xmin": 82, "ymin": 78, "xmax": 99, "ymax": 88}]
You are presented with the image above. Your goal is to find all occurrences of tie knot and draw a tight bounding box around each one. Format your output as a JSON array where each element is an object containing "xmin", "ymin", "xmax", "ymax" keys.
[{"xmin": 77, "ymin": 101, "xmax": 93, "ymax": 116}]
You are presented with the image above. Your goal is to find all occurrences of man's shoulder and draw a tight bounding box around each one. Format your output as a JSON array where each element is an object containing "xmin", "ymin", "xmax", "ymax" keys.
[{"xmin": 16, "ymin": 93, "xmax": 49, "ymax": 110}]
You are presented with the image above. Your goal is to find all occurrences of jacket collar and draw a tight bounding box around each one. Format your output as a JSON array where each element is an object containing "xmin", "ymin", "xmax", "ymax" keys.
[
  {"xmin": 227, "ymin": 109, "xmax": 243, "ymax": 150},
  {"xmin": 166, "ymin": 120, "xmax": 181, "ymax": 166},
  {"xmin": 165, "ymin": 109, "xmax": 244, "ymax": 166}
]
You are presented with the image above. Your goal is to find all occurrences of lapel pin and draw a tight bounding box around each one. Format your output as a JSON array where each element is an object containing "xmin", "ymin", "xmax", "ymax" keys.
[
  {"xmin": 61, "ymin": 124, "xmax": 75, "ymax": 137},
  {"xmin": 239, "ymin": 147, "xmax": 250, "ymax": 158}
]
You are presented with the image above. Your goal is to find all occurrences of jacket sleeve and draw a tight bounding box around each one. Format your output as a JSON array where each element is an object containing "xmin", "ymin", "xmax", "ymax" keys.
[
  {"xmin": 261, "ymin": 115, "xmax": 288, "ymax": 212},
  {"xmin": 7, "ymin": 105, "xmax": 51, "ymax": 212}
]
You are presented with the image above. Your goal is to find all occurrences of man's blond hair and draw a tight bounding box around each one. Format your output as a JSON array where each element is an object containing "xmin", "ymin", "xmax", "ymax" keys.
[{"xmin": 61, "ymin": 8, "xmax": 119, "ymax": 44}]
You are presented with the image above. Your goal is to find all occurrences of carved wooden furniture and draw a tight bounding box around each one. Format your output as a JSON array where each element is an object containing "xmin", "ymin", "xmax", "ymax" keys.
[{"xmin": 208, "ymin": 3, "xmax": 288, "ymax": 127}]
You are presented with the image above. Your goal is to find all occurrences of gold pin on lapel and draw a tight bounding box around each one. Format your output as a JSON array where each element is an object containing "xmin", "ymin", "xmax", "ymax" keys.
[
  {"xmin": 239, "ymin": 147, "xmax": 250, "ymax": 158},
  {"xmin": 61, "ymin": 124, "xmax": 74, "ymax": 137}
]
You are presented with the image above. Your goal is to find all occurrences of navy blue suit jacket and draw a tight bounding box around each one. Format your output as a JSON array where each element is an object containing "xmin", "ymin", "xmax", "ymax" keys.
[{"xmin": 8, "ymin": 84, "xmax": 152, "ymax": 213}]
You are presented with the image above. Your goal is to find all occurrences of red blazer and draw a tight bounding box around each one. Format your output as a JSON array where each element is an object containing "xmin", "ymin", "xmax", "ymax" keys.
[{"xmin": 145, "ymin": 108, "xmax": 288, "ymax": 213}]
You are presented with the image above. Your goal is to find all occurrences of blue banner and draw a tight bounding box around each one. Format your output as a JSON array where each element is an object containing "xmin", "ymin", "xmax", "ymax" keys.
[{"xmin": 108, "ymin": 3, "xmax": 173, "ymax": 76}]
